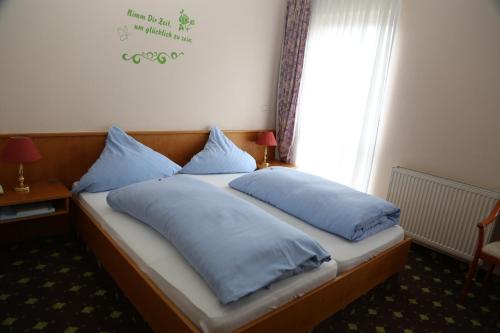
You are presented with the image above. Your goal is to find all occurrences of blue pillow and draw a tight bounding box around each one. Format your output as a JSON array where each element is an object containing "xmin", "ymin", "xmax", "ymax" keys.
[
  {"xmin": 72, "ymin": 126, "xmax": 181, "ymax": 193},
  {"xmin": 229, "ymin": 167, "xmax": 400, "ymax": 241},
  {"xmin": 180, "ymin": 127, "xmax": 256, "ymax": 174}
]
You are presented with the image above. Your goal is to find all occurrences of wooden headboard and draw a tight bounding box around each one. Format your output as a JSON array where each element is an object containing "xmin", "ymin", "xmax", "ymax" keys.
[{"xmin": 0, "ymin": 130, "xmax": 275, "ymax": 189}]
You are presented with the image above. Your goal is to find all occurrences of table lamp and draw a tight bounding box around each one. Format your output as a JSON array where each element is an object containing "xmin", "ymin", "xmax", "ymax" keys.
[
  {"xmin": 256, "ymin": 131, "xmax": 277, "ymax": 168},
  {"xmin": 1, "ymin": 136, "xmax": 41, "ymax": 192}
]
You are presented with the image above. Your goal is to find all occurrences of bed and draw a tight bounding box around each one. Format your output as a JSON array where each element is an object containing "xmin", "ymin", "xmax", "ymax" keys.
[
  {"xmin": 74, "ymin": 173, "xmax": 410, "ymax": 333},
  {"xmin": 0, "ymin": 129, "xmax": 410, "ymax": 333}
]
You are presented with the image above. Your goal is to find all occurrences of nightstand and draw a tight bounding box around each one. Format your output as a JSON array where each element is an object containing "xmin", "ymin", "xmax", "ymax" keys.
[
  {"xmin": 0, "ymin": 181, "xmax": 71, "ymax": 242},
  {"xmin": 257, "ymin": 161, "xmax": 296, "ymax": 169}
]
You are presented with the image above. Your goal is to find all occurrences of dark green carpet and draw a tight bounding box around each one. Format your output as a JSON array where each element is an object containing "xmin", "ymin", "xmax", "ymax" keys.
[
  {"xmin": 0, "ymin": 237, "xmax": 151, "ymax": 333},
  {"xmin": 1, "ymin": 235, "xmax": 499, "ymax": 332}
]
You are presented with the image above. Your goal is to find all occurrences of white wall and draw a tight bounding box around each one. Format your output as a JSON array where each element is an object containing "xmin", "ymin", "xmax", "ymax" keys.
[
  {"xmin": 0, "ymin": 0, "xmax": 286, "ymax": 133},
  {"xmin": 370, "ymin": 0, "xmax": 500, "ymax": 197}
]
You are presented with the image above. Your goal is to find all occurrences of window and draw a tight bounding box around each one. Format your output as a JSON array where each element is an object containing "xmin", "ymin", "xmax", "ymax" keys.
[{"xmin": 295, "ymin": 0, "xmax": 400, "ymax": 191}]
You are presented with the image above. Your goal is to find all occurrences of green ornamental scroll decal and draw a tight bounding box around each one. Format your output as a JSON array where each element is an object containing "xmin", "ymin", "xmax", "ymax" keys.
[{"xmin": 122, "ymin": 51, "xmax": 184, "ymax": 64}]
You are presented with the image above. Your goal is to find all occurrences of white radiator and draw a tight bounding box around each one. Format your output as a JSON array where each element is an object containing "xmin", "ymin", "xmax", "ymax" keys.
[{"xmin": 387, "ymin": 167, "xmax": 500, "ymax": 261}]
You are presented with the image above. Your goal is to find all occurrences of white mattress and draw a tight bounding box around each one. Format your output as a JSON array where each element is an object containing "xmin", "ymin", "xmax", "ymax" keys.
[
  {"xmin": 77, "ymin": 174, "xmax": 404, "ymax": 333},
  {"xmin": 190, "ymin": 174, "xmax": 404, "ymax": 273}
]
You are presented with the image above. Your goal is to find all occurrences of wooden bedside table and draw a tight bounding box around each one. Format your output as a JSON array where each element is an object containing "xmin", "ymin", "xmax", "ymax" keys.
[
  {"xmin": 257, "ymin": 161, "xmax": 296, "ymax": 169},
  {"xmin": 0, "ymin": 181, "xmax": 71, "ymax": 242}
]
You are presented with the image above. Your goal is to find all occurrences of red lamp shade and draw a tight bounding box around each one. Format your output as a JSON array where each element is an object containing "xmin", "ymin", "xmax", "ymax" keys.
[
  {"xmin": 1, "ymin": 136, "xmax": 42, "ymax": 163},
  {"xmin": 256, "ymin": 131, "xmax": 277, "ymax": 146}
]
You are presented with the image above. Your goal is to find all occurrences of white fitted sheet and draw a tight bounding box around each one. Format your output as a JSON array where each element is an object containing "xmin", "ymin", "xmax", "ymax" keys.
[
  {"xmin": 188, "ymin": 174, "xmax": 404, "ymax": 273},
  {"xmin": 77, "ymin": 174, "xmax": 404, "ymax": 333}
]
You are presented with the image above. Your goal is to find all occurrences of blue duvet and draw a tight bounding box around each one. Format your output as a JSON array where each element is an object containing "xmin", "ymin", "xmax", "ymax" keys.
[
  {"xmin": 107, "ymin": 176, "xmax": 330, "ymax": 304},
  {"xmin": 229, "ymin": 167, "xmax": 400, "ymax": 241}
]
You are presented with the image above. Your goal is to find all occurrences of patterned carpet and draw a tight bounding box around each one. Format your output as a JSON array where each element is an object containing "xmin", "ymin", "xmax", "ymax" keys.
[{"xmin": 1, "ymin": 235, "xmax": 499, "ymax": 333}]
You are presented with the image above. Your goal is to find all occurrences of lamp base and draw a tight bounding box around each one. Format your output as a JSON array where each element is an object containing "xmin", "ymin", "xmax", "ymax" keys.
[
  {"xmin": 14, "ymin": 185, "xmax": 30, "ymax": 192},
  {"xmin": 14, "ymin": 163, "xmax": 30, "ymax": 192},
  {"xmin": 259, "ymin": 145, "xmax": 270, "ymax": 169}
]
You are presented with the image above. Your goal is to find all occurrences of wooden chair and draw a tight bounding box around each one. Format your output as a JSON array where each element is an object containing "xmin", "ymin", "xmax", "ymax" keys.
[{"xmin": 459, "ymin": 200, "xmax": 500, "ymax": 304}]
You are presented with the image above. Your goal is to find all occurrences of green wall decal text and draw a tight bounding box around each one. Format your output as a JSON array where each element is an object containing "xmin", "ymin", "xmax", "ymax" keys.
[
  {"xmin": 125, "ymin": 8, "xmax": 194, "ymax": 43},
  {"xmin": 127, "ymin": 9, "xmax": 170, "ymax": 27},
  {"xmin": 122, "ymin": 51, "xmax": 184, "ymax": 64},
  {"xmin": 132, "ymin": 25, "xmax": 192, "ymax": 43}
]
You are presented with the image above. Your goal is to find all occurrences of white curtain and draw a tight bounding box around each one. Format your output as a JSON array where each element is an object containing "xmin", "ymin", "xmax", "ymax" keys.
[{"xmin": 294, "ymin": 0, "xmax": 400, "ymax": 191}]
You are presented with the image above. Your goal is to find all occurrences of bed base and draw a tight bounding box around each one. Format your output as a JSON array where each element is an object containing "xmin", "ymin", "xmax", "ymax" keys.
[{"xmin": 74, "ymin": 199, "xmax": 411, "ymax": 333}]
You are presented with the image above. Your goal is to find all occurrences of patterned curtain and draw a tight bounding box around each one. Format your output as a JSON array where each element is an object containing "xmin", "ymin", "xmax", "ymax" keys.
[{"xmin": 276, "ymin": 0, "xmax": 311, "ymax": 163}]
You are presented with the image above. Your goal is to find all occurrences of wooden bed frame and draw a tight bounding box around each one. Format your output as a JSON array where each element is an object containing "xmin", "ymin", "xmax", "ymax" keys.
[{"xmin": 0, "ymin": 130, "xmax": 411, "ymax": 333}]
